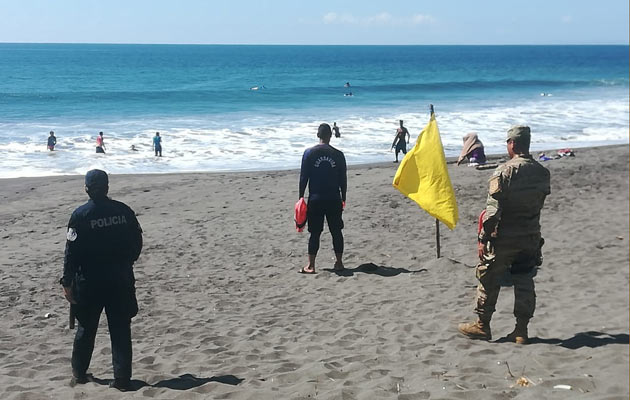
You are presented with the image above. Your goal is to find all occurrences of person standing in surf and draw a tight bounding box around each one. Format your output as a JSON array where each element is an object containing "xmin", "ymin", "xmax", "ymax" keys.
[
  {"xmin": 333, "ymin": 122, "xmax": 341, "ymax": 138},
  {"xmin": 153, "ymin": 132, "xmax": 162, "ymax": 157},
  {"xmin": 47, "ymin": 131, "xmax": 57, "ymax": 151},
  {"xmin": 96, "ymin": 132, "xmax": 106, "ymax": 154}
]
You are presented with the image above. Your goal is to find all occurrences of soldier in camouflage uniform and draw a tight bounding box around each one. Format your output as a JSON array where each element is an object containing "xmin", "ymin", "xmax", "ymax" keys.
[{"xmin": 459, "ymin": 125, "xmax": 550, "ymax": 344}]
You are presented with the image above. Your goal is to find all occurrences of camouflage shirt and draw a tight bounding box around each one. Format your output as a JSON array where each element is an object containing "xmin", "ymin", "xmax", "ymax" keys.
[{"xmin": 480, "ymin": 154, "xmax": 551, "ymax": 241}]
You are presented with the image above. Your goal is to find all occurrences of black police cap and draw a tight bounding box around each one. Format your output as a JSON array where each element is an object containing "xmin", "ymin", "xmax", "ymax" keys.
[{"xmin": 85, "ymin": 169, "xmax": 109, "ymax": 190}]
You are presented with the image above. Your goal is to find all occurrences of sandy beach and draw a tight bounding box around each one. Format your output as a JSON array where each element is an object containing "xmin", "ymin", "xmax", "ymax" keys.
[{"xmin": 0, "ymin": 144, "xmax": 628, "ymax": 399}]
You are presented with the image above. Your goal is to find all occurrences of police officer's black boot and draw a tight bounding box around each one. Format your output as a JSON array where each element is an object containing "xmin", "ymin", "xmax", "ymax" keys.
[{"xmin": 69, "ymin": 373, "xmax": 92, "ymax": 387}]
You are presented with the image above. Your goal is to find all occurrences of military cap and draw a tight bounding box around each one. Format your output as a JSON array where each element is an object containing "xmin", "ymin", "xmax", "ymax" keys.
[
  {"xmin": 507, "ymin": 125, "xmax": 531, "ymax": 143},
  {"xmin": 85, "ymin": 169, "xmax": 109, "ymax": 190}
]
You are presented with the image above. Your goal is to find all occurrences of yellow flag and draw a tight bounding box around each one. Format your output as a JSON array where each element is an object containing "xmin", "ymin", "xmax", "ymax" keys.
[{"xmin": 392, "ymin": 114, "xmax": 458, "ymax": 229}]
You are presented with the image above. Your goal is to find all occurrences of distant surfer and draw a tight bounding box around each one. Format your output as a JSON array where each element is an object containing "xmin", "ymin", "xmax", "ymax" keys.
[
  {"xmin": 250, "ymin": 85, "xmax": 265, "ymax": 91},
  {"xmin": 344, "ymin": 82, "xmax": 351, "ymax": 88},
  {"xmin": 153, "ymin": 132, "xmax": 162, "ymax": 157},
  {"xmin": 344, "ymin": 92, "xmax": 353, "ymax": 97},
  {"xmin": 333, "ymin": 122, "xmax": 341, "ymax": 138},
  {"xmin": 47, "ymin": 131, "xmax": 57, "ymax": 151},
  {"xmin": 130, "ymin": 145, "xmax": 139, "ymax": 152},
  {"xmin": 391, "ymin": 120, "xmax": 410, "ymax": 163},
  {"xmin": 96, "ymin": 132, "xmax": 106, "ymax": 154}
]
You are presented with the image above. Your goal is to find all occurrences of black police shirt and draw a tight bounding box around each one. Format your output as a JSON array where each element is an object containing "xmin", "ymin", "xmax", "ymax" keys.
[{"xmin": 62, "ymin": 198, "xmax": 142, "ymax": 286}]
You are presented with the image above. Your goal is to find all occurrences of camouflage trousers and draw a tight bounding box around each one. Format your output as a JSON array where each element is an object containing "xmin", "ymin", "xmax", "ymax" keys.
[{"xmin": 474, "ymin": 235, "xmax": 541, "ymax": 323}]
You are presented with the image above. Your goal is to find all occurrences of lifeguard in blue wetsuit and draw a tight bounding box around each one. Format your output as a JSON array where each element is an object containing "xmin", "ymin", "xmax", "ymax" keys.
[{"xmin": 298, "ymin": 123, "xmax": 347, "ymax": 274}]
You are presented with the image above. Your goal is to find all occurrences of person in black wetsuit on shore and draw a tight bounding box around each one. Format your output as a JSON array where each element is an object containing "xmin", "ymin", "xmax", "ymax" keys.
[{"xmin": 298, "ymin": 123, "xmax": 347, "ymax": 274}]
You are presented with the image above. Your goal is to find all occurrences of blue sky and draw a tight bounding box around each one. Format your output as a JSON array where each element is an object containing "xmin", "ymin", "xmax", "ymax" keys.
[{"xmin": 0, "ymin": 0, "xmax": 628, "ymax": 45}]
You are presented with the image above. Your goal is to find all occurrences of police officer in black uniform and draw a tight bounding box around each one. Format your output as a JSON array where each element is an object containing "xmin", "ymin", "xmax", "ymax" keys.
[{"xmin": 60, "ymin": 169, "xmax": 142, "ymax": 391}]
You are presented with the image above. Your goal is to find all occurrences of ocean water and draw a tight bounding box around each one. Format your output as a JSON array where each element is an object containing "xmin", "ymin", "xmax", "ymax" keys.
[{"xmin": 0, "ymin": 44, "xmax": 628, "ymax": 178}]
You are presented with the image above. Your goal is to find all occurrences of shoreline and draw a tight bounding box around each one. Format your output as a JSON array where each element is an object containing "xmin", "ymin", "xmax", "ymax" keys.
[
  {"xmin": 2, "ymin": 142, "xmax": 627, "ymax": 180},
  {"xmin": 0, "ymin": 143, "xmax": 627, "ymax": 399}
]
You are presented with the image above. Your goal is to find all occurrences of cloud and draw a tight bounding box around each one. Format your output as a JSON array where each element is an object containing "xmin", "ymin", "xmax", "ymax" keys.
[
  {"xmin": 323, "ymin": 12, "xmax": 355, "ymax": 24},
  {"xmin": 561, "ymin": 15, "xmax": 573, "ymax": 23},
  {"xmin": 323, "ymin": 12, "xmax": 435, "ymax": 26},
  {"xmin": 322, "ymin": 12, "xmax": 337, "ymax": 24},
  {"xmin": 365, "ymin": 12, "xmax": 393, "ymax": 25},
  {"xmin": 411, "ymin": 14, "xmax": 435, "ymax": 25}
]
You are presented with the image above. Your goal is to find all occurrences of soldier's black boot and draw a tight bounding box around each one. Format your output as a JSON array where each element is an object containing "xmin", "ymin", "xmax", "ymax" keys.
[{"xmin": 506, "ymin": 318, "xmax": 529, "ymax": 344}]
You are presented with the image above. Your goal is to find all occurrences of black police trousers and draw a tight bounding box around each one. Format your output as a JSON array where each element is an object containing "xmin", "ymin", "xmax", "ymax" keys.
[{"xmin": 71, "ymin": 295, "xmax": 132, "ymax": 380}]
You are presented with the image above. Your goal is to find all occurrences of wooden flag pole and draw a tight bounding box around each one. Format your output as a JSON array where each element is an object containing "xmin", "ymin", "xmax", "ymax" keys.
[{"xmin": 429, "ymin": 104, "xmax": 441, "ymax": 259}]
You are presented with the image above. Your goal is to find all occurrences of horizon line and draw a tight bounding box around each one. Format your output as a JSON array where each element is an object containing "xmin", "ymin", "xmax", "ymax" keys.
[{"xmin": 1, "ymin": 41, "xmax": 628, "ymax": 46}]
